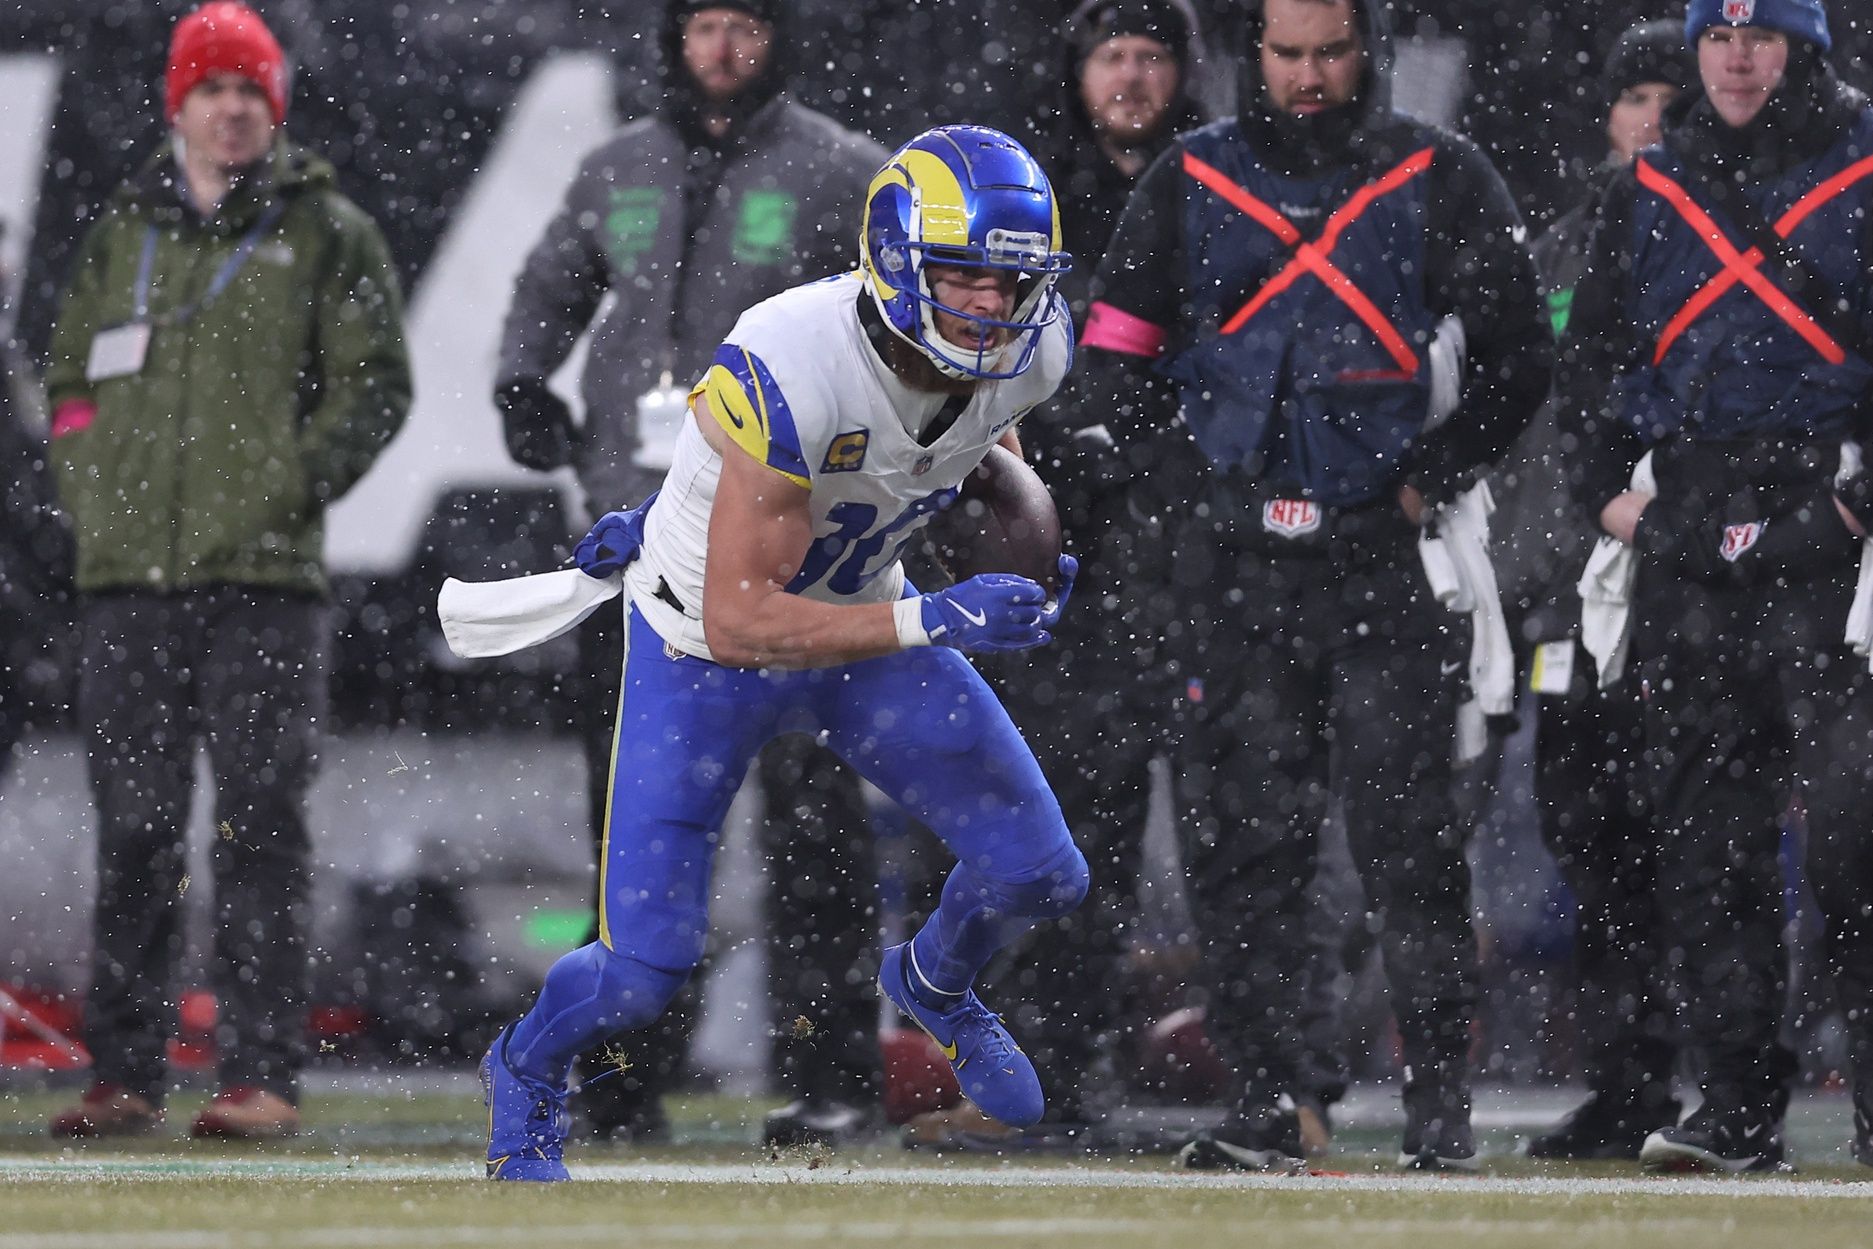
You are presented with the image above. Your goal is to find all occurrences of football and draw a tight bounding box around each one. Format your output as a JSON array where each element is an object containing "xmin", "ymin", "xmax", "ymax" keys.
[{"xmin": 923, "ymin": 443, "xmax": 1063, "ymax": 591}]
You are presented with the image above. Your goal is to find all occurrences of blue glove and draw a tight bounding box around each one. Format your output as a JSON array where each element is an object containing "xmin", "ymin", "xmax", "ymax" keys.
[
  {"xmin": 573, "ymin": 492, "xmax": 658, "ymax": 578},
  {"xmin": 920, "ymin": 574, "xmax": 1050, "ymax": 652}
]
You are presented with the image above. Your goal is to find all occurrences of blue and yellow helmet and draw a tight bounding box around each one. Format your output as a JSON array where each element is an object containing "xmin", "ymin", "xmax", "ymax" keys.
[{"xmin": 860, "ymin": 125, "xmax": 1072, "ymax": 380}]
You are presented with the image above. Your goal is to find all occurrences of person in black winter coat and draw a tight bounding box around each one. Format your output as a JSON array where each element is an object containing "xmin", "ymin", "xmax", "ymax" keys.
[
  {"xmin": 901, "ymin": 0, "xmax": 1210, "ymax": 1152},
  {"xmin": 1485, "ymin": 18, "xmax": 1696, "ymax": 1162},
  {"xmin": 1080, "ymin": 0, "xmax": 1550, "ymax": 1172},
  {"xmin": 1557, "ymin": 0, "xmax": 1873, "ymax": 1173}
]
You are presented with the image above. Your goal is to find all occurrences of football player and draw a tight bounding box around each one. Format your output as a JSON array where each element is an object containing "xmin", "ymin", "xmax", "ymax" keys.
[{"xmin": 480, "ymin": 125, "xmax": 1085, "ymax": 1181}]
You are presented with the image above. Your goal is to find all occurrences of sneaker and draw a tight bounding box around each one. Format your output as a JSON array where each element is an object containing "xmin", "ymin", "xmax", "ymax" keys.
[
  {"xmin": 1640, "ymin": 1103, "xmax": 1785, "ymax": 1174},
  {"xmin": 763, "ymin": 1097, "xmax": 874, "ymax": 1148},
  {"xmin": 877, "ymin": 943, "xmax": 1044, "ymax": 1129},
  {"xmin": 190, "ymin": 1087, "xmax": 300, "ymax": 1139},
  {"xmin": 1177, "ymin": 1095, "xmax": 1306, "ymax": 1173},
  {"xmin": 1526, "ymin": 1090, "xmax": 1681, "ymax": 1160},
  {"xmin": 1399, "ymin": 1071, "xmax": 1478, "ymax": 1172},
  {"xmin": 482, "ymin": 1027, "xmax": 572, "ymax": 1182},
  {"xmin": 48, "ymin": 1082, "xmax": 164, "ymax": 1138}
]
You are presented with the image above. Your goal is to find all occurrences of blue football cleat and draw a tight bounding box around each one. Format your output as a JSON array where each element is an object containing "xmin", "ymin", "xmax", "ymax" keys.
[
  {"xmin": 482, "ymin": 1025, "xmax": 571, "ymax": 1182},
  {"xmin": 878, "ymin": 942, "xmax": 1045, "ymax": 1128}
]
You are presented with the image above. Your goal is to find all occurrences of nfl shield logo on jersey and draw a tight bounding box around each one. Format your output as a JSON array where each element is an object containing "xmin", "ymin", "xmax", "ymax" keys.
[
  {"xmin": 1720, "ymin": 520, "xmax": 1765, "ymax": 562},
  {"xmin": 1723, "ymin": 0, "xmax": 1755, "ymax": 21},
  {"xmin": 911, "ymin": 453, "xmax": 935, "ymax": 476},
  {"xmin": 1263, "ymin": 498, "xmax": 1322, "ymax": 537}
]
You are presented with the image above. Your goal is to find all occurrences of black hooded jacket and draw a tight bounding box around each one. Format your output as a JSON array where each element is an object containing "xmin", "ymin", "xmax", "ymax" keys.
[
  {"xmin": 1032, "ymin": 0, "xmax": 1208, "ymax": 323},
  {"xmin": 1082, "ymin": 0, "xmax": 1551, "ymax": 508}
]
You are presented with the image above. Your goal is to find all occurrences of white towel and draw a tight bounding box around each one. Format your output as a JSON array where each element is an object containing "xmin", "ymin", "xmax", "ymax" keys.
[
  {"xmin": 1420, "ymin": 480, "xmax": 1513, "ymax": 761},
  {"xmin": 438, "ymin": 568, "xmax": 623, "ymax": 659},
  {"xmin": 1577, "ymin": 451, "xmax": 1655, "ymax": 688},
  {"xmin": 1847, "ymin": 540, "xmax": 1873, "ymax": 662}
]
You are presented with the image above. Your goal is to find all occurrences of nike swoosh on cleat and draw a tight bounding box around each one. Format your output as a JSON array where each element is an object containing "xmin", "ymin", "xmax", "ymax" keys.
[
  {"xmin": 909, "ymin": 1015, "xmax": 959, "ymax": 1061},
  {"xmin": 956, "ymin": 604, "xmax": 988, "ymax": 627}
]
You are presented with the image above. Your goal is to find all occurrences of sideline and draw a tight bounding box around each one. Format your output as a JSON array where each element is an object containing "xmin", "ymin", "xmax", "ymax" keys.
[{"xmin": 2, "ymin": 1155, "xmax": 1870, "ymax": 1199}]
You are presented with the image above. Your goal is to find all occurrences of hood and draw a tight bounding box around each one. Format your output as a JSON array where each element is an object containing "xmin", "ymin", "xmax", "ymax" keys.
[
  {"xmin": 1665, "ymin": 45, "xmax": 1865, "ymax": 184},
  {"xmin": 1236, "ymin": 0, "xmax": 1394, "ymax": 172},
  {"xmin": 656, "ymin": 0, "xmax": 791, "ymax": 147},
  {"xmin": 118, "ymin": 134, "xmax": 333, "ymax": 228},
  {"xmin": 1043, "ymin": 0, "xmax": 1208, "ymax": 158}
]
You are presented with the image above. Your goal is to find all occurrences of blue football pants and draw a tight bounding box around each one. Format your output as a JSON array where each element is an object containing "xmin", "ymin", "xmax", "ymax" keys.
[{"xmin": 506, "ymin": 606, "xmax": 1088, "ymax": 1084}]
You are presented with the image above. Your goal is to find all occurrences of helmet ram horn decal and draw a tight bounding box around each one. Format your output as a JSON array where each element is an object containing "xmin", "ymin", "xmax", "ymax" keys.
[{"xmin": 860, "ymin": 125, "xmax": 1072, "ymax": 380}]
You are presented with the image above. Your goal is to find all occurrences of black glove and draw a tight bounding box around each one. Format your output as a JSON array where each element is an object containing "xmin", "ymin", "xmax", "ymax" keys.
[{"xmin": 494, "ymin": 377, "xmax": 579, "ymax": 471}]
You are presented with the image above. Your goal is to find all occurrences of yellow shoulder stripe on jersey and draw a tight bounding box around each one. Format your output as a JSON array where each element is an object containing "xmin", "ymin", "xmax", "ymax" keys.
[{"xmin": 693, "ymin": 360, "xmax": 810, "ymax": 489}]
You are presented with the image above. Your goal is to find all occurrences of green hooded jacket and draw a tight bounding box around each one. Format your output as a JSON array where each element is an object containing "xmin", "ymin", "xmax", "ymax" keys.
[{"xmin": 46, "ymin": 137, "xmax": 411, "ymax": 596}]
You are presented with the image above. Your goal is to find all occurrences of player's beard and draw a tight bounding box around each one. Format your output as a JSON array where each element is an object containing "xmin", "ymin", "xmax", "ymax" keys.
[{"xmin": 885, "ymin": 334, "xmax": 985, "ymax": 397}]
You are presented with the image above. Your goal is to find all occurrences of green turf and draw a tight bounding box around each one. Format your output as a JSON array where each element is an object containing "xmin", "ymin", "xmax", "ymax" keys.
[{"xmin": 3, "ymin": 1084, "xmax": 1869, "ymax": 1249}]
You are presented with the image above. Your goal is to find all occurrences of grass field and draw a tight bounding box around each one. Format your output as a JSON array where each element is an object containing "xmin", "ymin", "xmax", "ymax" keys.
[{"xmin": 3, "ymin": 1078, "xmax": 1869, "ymax": 1248}]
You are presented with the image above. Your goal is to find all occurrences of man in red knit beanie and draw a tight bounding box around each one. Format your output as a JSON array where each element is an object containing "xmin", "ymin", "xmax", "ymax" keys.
[
  {"xmin": 164, "ymin": 2, "xmax": 289, "ymax": 126},
  {"xmin": 44, "ymin": 2, "xmax": 409, "ymax": 1142}
]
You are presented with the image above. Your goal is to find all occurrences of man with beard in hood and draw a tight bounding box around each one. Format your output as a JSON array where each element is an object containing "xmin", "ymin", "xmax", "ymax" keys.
[
  {"xmin": 1079, "ymin": 0, "xmax": 1550, "ymax": 1171},
  {"xmin": 494, "ymin": 0, "xmax": 889, "ymax": 1149},
  {"xmin": 1558, "ymin": 0, "xmax": 1873, "ymax": 1173},
  {"xmin": 898, "ymin": 0, "xmax": 1209, "ymax": 1152}
]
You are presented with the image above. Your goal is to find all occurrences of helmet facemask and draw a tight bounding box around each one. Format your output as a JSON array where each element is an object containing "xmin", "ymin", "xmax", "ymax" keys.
[{"xmin": 883, "ymin": 234, "xmax": 1070, "ymax": 381}]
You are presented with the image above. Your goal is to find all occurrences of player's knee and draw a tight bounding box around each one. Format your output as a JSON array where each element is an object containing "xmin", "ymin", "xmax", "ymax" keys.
[{"xmin": 1001, "ymin": 839, "xmax": 1089, "ymax": 920}]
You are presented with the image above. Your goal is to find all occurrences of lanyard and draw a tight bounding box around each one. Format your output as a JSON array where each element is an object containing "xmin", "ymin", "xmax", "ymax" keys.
[{"xmin": 132, "ymin": 200, "xmax": 287, "ymax": 326}]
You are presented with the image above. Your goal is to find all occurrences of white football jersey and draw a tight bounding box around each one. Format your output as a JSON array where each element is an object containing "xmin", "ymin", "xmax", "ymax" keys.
[{"xmin": 625, "ymin": 271, "xmax": 1073, "ymax": 660}]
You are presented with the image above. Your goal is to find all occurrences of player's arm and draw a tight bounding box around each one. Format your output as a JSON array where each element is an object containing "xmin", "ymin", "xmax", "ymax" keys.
[
  {"xmin": 697, "ymin": 393, "xmax": 906, "ymax": 669},
  {"xmin": 696, "ymin": 393, "xmax": 1061, "ymax": 668},
  {"xmin": 1078, "ymin": 145, "xmax": 1185, "ymax": 450},
  {"xmin": 1408, "ymin": 138, "xmax": 1553, "ymax": 507}
]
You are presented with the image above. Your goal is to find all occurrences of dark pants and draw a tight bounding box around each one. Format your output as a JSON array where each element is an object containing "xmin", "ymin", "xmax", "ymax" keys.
[
  {"xmin": 1533, "ymin": 681, "xmax": 1677, "ymax": 1104},
  {"xmin": 994, "ymin": 567, "xmax": 1167, "ymax": 1114},
  {"xmin": 759, "ymin": 731, "xmax": 881, "ymax": 1104},
  {"xmin": 1635, "ymin": 581, "xmax": 1873, "ymax": 1119},
  {"xmin": 1170, "ymin": 535, "xmax": 1476, "ymax": 1099},
  {"xmin": 78, "ymin": 588, "xmax": 327, "ymax": 1104},
  {"xmin": 573, "ymin": 604, "xmax": 879, "ymax": 1113}
]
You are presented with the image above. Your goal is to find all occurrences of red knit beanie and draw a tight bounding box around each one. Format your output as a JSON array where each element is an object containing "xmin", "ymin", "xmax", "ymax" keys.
[{"xmin": 164, "ymin": 2, "xmax": 289, "ymax": 124}]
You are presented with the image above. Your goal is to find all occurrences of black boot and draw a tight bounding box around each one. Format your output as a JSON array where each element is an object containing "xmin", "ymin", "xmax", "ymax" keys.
[
  {"xmin": 1178, "ymin": 1087, "xmax": 1305, "ymax": 1173},
  {"xmin": 762, "ymin": 1096, "xmax": 875, "ymax": 1147},
  {"xmin": 574, "ymin": 1048, "xmax": 669, "ymax": 1143},
  {"xmin": 1399, "ymin": 1065, "xmax": 1477, "ymax": 1172},
  {"xmin": 1640, "ymin": 1100, "xmax": 1786, "ymax": 1173},
  {"xmin": 1526, "ymin": 1088, "xmax": 1682, "ymax": 1160}
]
